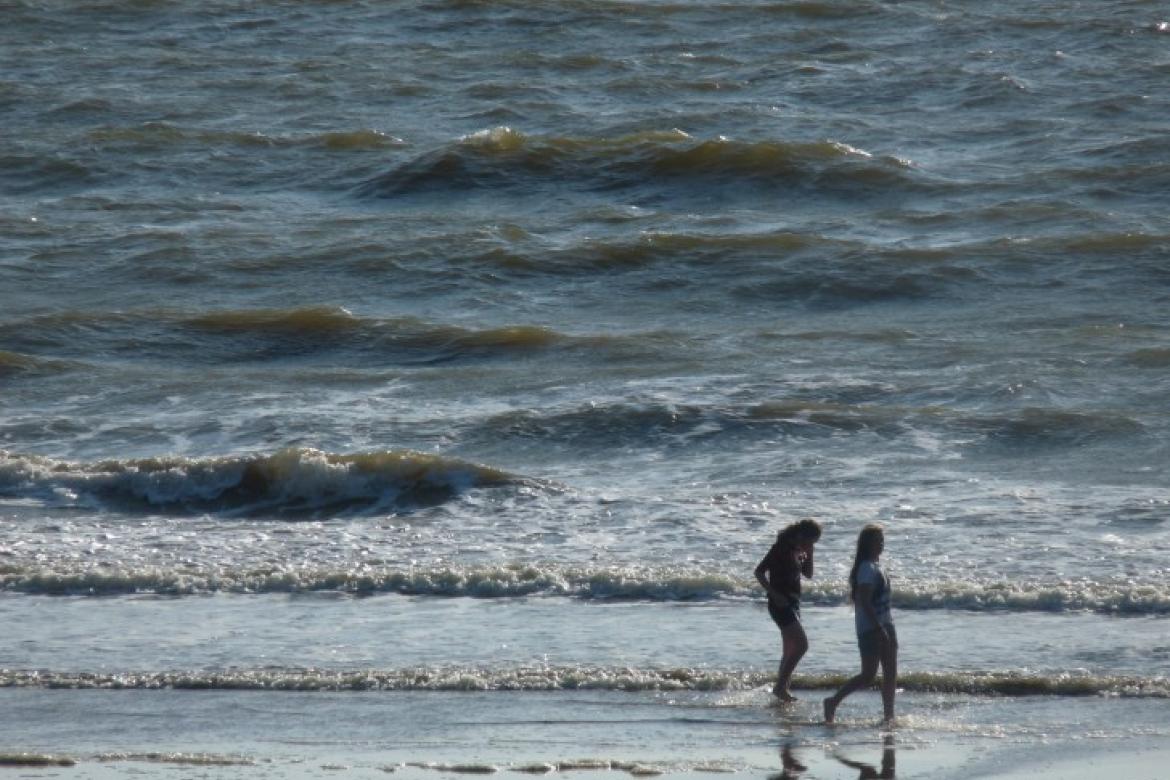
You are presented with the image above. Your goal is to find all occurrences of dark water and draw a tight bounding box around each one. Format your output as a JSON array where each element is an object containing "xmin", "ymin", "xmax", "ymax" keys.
[{"xmin": 1, "ymin": 2, "xmax": 1169, "ymax": 770}]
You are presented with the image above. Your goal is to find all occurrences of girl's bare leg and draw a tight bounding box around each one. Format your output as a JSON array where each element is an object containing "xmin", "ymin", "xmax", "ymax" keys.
[
  {"xmin": 774, "ymin": 621, "xmax": 808, "ymax": 700},
  {"xmin": 823, "ymin": 654, "xmax": 878, "ymax": 723},
  {"xmin": 880, "ymin": 635, "xmax": 898, "ymax": 722}
]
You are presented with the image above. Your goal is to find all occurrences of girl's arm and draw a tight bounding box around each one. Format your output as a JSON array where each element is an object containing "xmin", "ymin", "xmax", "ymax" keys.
[
  {"xmin": 800, "ymin": 545, "xmax": 814, "ymax": 578},
  {"xmin": 754, "ymin": 555, "xmax": 789, "ymax": 606}
]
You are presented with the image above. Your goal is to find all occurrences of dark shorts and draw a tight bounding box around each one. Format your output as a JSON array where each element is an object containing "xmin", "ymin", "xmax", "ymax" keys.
[
  {"xmin": 858, "ymin": 623, "xmax": 897, "ymax": 657},
  {"xmin": 768, "ymin": 599, "xmax": 801, "ymax": 629}
]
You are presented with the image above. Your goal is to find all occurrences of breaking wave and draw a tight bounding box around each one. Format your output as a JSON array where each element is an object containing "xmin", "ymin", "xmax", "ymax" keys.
[
  {"xmin": 0, "ymin": 447, "xmax": 518, "ymax": 515},
  {"xmin": 3, "ymin": 561, "xmax": 1168, "ymax": 614},
  {"xmin": 3, "ymin": 665, "xmax": 1165, "ymax": 698}
]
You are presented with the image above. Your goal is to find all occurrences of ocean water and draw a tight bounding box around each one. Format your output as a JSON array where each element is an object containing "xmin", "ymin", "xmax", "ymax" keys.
[{"xmin": 2, "ymin": 0, "xmax": 1168, "ymax": 776}]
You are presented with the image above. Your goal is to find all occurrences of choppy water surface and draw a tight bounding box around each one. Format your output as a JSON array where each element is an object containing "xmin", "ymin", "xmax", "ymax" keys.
[{"xmin": 2, "ymin": 0, "xmax": 1169, "ymax": 774}]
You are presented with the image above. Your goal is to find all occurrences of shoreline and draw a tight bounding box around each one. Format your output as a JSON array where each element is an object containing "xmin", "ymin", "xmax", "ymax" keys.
[
  {"xmin": 2, "ymin": 688, "xmax": 1168, "ymax": 779},
  {"xmin": 4, "ymin": 736, "xmax": 1169, "ymax": 780}
]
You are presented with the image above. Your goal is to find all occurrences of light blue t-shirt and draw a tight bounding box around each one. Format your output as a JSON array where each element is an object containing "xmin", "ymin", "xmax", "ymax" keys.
[{"xmin": 854, "ymin": 560, "xmax": 892, "ymax": 634}]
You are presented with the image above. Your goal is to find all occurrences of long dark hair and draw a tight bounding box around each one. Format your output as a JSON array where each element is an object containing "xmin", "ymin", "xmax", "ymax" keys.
[
  {"xmin": 777, "ymin": 518, "xmax": 822, "ymax": 549},
  {"xmin": 848, "ymin": 524, "xmax": 884, "ymax": 603}
]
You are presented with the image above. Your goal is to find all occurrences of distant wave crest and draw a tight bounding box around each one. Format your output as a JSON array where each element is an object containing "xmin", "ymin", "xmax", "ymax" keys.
[
  {"xmin": 357, "ymin": 127, "xmax": 928, "ymax": 201},
  {"xmin": 0, "ymin": 307, "xmax": 610, "ymax": 366},
  {"xmin": 0, "ymin": 350, "xmax": 73, "ymax": 378},
  {"xmin": 86, "ymin": 122, "xmax": 406, "ymax": 151}
]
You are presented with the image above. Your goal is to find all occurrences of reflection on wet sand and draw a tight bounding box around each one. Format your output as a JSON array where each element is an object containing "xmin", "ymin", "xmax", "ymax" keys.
[
  {"xmin": 770, "ymin": 735, "xmax": 895, "ymax": 779},
  {"xmin": 777, "ymin": 743, "xmax": 808, "ymax": 779},
  {"xmin": 834, "ymin": 735, "xmax": 896, "ymax": 779}
]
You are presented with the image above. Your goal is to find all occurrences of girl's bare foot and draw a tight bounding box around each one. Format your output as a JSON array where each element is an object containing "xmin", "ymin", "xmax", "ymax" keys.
[
  {"xmin": 823, "ymin": 696, "xmax": 837, "ymax": 723},
  {"xmin": 772, "ymin": 686, "xmax": 797, "ymax": 703}
]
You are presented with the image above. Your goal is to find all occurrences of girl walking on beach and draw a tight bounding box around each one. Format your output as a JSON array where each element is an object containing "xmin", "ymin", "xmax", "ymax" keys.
[
  {"xmin": 754, "ymin": 518, "xmax": 822, "ymax": 701},
  {"xmin": 824, "ymin": 524, "xmax": 897, "ymax": 723}
]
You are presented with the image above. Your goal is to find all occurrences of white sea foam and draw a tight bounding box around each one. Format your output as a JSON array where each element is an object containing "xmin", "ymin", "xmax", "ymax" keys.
[
  {"xmin": 3, "ymin": 561, "xmax": 1168, "ymax": 614},
  {"xmin": 2, "ymin": 665, "xmax": 1165, "ymax": 698},
  {"xmin": 96, "ymin": 752, "xmax": 255, "ymax": 766}
]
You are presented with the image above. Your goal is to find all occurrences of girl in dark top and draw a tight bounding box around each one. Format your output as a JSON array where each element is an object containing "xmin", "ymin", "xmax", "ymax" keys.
[{"xmin": 754, "ymin": 518, "xmax": 822, "ymax": 701}]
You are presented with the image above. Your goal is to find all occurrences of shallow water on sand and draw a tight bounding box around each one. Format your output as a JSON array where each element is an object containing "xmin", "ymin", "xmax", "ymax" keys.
[{"xmin": 2, "ymin": 688, "xmax": 1169, "ymax": 779}]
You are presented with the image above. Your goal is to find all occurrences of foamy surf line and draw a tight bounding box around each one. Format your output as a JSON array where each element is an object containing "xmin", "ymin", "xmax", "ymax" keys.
[
  {"xmin": 0, "ymin": 752, "xmax": 252, "ymax": 768},
  {"xmin": 3, "ymin": 666, "xmax": 1166, "ymax": 698},
  {"xmin": 3, "ymin": 564, "xmax": 1168, "ymax": 614}
]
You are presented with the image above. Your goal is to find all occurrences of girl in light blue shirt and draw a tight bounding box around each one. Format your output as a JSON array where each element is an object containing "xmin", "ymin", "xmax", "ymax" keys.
[{"xmin": 824, "ymin": 524, "xmax": 897, "ymax": 724}]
